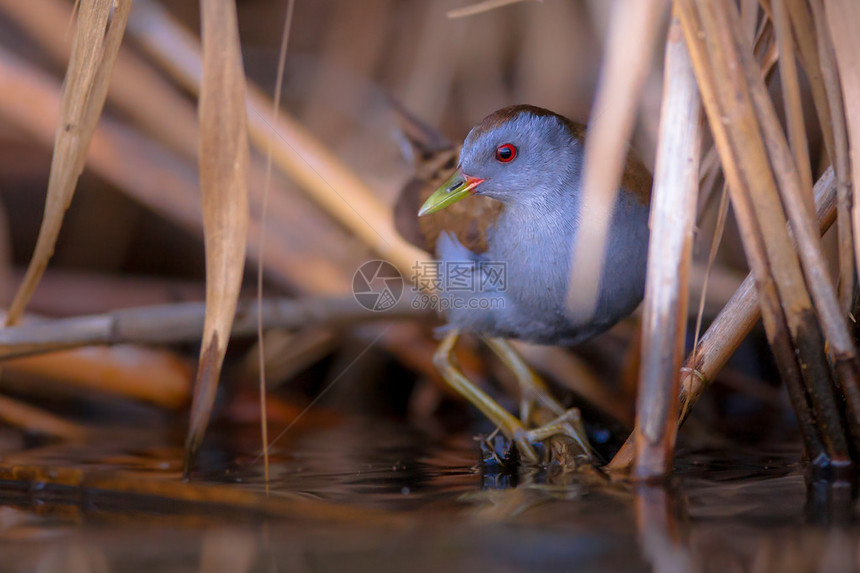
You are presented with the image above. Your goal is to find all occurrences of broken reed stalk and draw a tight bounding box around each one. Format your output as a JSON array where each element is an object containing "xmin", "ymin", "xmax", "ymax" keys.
[
  {"xmin": 634, "ymin": 13, "xmax": 701, "ymax": 479},
  {"xmin": 823, "ymin": 0, "xmax": 860, "ymax": 315},
  {"xmin": 126, "ymin": 2, "xmax": 434, "ymax": 291},
  {"xmin": 0, "ymin": 296, "xmax": 427, "ymax": 361},
  {"xmin": 610, "ymin": 167, "xmax": 839, "ymax": 470},
  {"xmin": 684, "ymin": 0, "xmax": 849, "ymax": 463},
  {"xmin": 5, "ymin": 0, "xmax": 130, "ymax": 327},
  {"xmin": 566, "ymin": 0, "xmax": 668, "ymax": 323},
  {"xmin": 810, "ymin": 0, "xmax": 855, "ymax": 314},
  {"xmin": 185, "ymin": 0, "xmax": 251, "ymax": 475}
]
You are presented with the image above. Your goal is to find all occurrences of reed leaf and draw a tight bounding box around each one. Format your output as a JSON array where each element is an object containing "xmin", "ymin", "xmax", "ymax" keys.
[
  {"xmin": 184, "ymin": 0, "xmax": 250, "ymax": 475},
  {"xmin": 5, "ymin": 0, "xmax": 130, "ymax": 327}
]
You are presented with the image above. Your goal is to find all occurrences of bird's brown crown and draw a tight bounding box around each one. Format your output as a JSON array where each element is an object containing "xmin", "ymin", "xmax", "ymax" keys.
[{"xmin": 466, "ymin": 105, "xmax": 586, "ymax": 147}]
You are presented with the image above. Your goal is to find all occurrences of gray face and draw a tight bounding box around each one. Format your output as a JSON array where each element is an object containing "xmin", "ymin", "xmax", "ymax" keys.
[{"xmin": 459, "ymin": 112, "xmax": 582, "ymax": 207}]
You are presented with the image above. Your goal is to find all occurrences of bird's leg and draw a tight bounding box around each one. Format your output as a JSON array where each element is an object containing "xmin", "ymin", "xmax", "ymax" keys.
[
  {"xmin": 484, "ymin": 337, "xmax": 593, "ymax": 460},
  {"xmin": 433, "ymin": 330, "xmax": 540, "ymax": 464},
  {"xmin": 483, "ymin": 337, "xmax": 565, "ymax": 424}
]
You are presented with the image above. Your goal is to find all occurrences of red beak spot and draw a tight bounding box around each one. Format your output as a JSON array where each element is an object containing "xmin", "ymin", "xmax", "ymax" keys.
[{"xmin": 465, "ymin": 175, "xmax": 485, "ymax": 192}]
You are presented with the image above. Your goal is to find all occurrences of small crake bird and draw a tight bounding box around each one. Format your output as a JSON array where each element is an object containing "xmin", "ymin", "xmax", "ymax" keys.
[{"xmin": 396, "ymin": 105, "xmax": 652, "ymax": 464}]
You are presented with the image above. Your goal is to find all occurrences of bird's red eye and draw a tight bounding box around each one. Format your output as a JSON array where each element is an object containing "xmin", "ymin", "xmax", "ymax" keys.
[{"xmin": 495, "ymin": 144, "xmax": 517, "ymax": 163}]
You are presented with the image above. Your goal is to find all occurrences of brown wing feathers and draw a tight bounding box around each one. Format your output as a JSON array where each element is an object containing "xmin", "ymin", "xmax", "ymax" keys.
[{"xmin": 392, "ymin": 106, "xmax": 503, "ymax": 255}]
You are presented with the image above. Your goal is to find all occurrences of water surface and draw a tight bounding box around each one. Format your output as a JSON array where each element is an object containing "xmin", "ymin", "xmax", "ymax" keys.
[{"xmin": 0, "ymin": 417, "xmax": 855, "ymax": 572}]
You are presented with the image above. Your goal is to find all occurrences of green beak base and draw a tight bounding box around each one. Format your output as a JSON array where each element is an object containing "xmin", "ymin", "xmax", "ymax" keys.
[{"xmin": 418, "ymin": 169, "xmax": 484, "ymax": 216}]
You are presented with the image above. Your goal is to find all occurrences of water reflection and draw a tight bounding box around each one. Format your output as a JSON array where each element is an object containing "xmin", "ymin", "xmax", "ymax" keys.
[{"xmin": 0, "ymin": 420, "xmax": 857, "ymax": 571}]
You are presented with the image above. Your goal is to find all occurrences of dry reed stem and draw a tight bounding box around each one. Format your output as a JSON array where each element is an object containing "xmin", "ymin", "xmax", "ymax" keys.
[
  {"xmin": 512, "ymin": 342, "xmax": 633, "ymax": 425},
  {"xmin": 772, "ymin": 0, "xmax": 814, "ymax": 212},
  {"xmin": 184, "ymin": 0, "xmax": 251, "ymax": 475},
  {"xmin": 0, "ymin": 50, "xmax": 448, "ymax": 406},
  {"xmin": 401, "ymin": 0, "xmax": 467, "ymax": 126},
  {"xmin": 740, "ymin": 0, "xmax": 759, "ymax": 38},
  {"xmin": 446, "ymin": 0, "xmax": 541, "ymax": 19},
  {"xmin": 610, "ymin": 167, "xmax": 839, "ymax": 471},
  {"xmin": 727, "ymin": 0, "xmax": 860, "ymax": 448},
  {"xmin": 0, "ymin": 0, "xmax": 199, "ymax": 160},
  {"xmin": 783, "ymin": 0, "xmax": 836, "ymax": 189},
  {"xmin": 634, "ymin": 13, "xmax": 701, "ymax": 479},
  {"xmin": 126, "ymin": 2, "xmax": 435, "ymax": 289},
  {"xmin": 692, "ymin": 0, "xmax": 844, "ymax": 460},
  {"xmin": 1, "ymin": 0, "xmax": 359, "ymax": 296},
  {"xmin": 0, "ymin": 395, "xmax": 87, "ymax": 440},
  {"xmin": 0, "ymin": 296, "xmax": 426, "ymax": 360},
  {"xmin": 5, "ymin": 0, "xmax": 129, "ymax": 327},
  {"xmin": 566, "ymin": 0, "xmax": 668, "ymax": 323},
  {"xmin": 2, "ymin": 270, "xmax": 210, "ymax": 316},
  {"xmin": 0, "ymin": 41, "xmax": 351, "ymax": 294},
  {"xmin": 823, "ymin": 0, "xmax": 860, "ymax": 317},
  {"xmin": 610, "ymin": 0, "xmax": 827, "ymax": 471},
  {"xmin": 7, "ymin": 345, "xmax": 191, "ymax": 408},
  {"xmin": 810, "ymin": 0, "xmax": 855, "ymax": 314}
]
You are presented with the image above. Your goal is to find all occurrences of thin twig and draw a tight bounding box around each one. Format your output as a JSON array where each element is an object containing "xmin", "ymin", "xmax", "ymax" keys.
[
  {"xmin": 0, "ymin": 296, "xmax": 429, "ymax": 361},
  {"xmin": 257, "ymin": 0, "xmax": 296, "ymax": 494}
]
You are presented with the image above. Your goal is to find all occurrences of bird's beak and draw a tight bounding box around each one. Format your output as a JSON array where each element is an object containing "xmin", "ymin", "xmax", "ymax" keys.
[{"xmin": 418, "ymin": 168, "xmax": 485, "ymax": 216}]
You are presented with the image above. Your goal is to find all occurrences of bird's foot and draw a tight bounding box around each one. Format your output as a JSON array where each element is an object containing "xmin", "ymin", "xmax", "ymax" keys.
[
  {"xmin": 524, "ymin": 408, "xmax": 593, "ymax": 458},
  {"xmin": 433, "ymin": 329, "xmax": 541, "ymax": 465},
  {"xmin": 434, "ymin": 330, "xmax": 593, "ymax": 466}
]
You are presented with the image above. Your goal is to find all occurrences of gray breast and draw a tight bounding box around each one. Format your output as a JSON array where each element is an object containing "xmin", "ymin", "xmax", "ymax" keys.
[{"xmin": 437, "ymin": 187, "xmax": 649, "ymax": 346}]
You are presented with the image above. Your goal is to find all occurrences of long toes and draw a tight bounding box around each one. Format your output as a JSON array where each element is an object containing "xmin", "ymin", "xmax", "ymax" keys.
[{"xmin": 512, "ymin": 428, "xmax": 540, "ymax": 465}]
